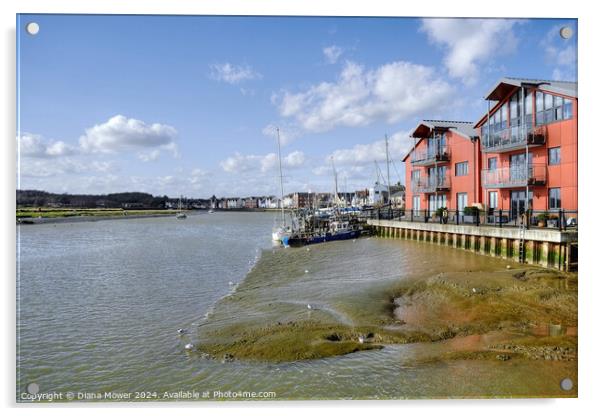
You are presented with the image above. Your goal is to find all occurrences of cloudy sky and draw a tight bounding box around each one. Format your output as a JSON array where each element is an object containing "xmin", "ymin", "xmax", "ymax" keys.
[{"xmin": 17, "ymin": 15, "xmax": 576, "ymax": 198}]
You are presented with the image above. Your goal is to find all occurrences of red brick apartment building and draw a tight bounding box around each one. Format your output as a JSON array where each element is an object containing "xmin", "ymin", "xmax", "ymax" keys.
[
  {"xmin": 404, "ymin": 78, "xmax": 577, "ymax": 220},
  {"xmin": 403, "ymin": 120, "xmax": 480, "ymax": 214}
]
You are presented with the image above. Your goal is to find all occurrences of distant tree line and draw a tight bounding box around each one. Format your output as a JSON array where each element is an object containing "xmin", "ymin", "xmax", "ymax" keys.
[{"xmin": 16, "ymin": 190, "xmax": 184, "ymax": 209}]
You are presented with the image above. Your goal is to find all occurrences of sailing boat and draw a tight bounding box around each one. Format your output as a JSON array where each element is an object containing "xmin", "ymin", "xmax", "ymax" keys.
[
  {"xmin": 176, "ymin": 195, "xmax": 187, "ymax": 219},
  {"xmin": 271, "ymin": 128, "xmax": 291, "ymax": 245}
]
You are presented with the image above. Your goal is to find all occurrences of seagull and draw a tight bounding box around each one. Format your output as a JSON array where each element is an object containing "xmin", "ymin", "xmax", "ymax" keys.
[
  {"xmin": 358, "ymin": 336, "xmax": 365, "ymax": 344},
  {"xmin": 472, "ymin": 288, "xmax": 477, "ymax": 293},
  {"xmin": 228, "ymin": 281, "xmax": 234, "ymax": 286},
  {"xmin": 184, "ymin": 343, "xmax": 194, "ymax": 351},
  {"xmin": 304, "ymin": 269, "xmax": 309, "ymax": 274},
  {"xmin": 307, "ymin": 304, "xmax": 313, "ymax": 310},
  {"xmin": 306, "ymin": 248, "xmax": 310, "ymax": 252},
  {"xmin": 177, "ymin": 328, "xmax": 187, "ymax": 335}
]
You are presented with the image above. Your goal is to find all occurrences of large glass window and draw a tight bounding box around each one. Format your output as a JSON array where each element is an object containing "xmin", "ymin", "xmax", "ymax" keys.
[
  {"xmin": 488, "ymin": 157, "xmax": 497, "ymax": 170},
  {"xmin": 457, "ymin": 193, "xmax": 468, "ymax": 212},
  {"xmin": 411, "ymin": 170, "xmax": 420, "ymax": 182},
  {"xmin": 548, "ymin": 147, "xmax": 561, "ymax": 165},
  {"xmin": 525, "ymin": 90, "xmax": 533, "ymax": 115},
  {"xmin": 413, "ymin": 195, "xmax": 420, "ymax": 213},
  {"xmin": 554, "ymin": 96, "xmax": 564, "ymax": 121},
  {"xmin": 488, "ymin": 191, "xmax": 498, "ymax": 209},
  {"xmin": 536, "ymin": 91, "xmax": 545, "ymax": 125},
  {"xmin": 544, "ymin": 93, "xmax": 555, "ymax": 123},
  {"xmin": 563, "ymin": 99, "xmax": 573, "ymax": 120},
  {"xmin": 549, "ymin": 188, "xmax": 561, "ymax": 209},
  {"xmin": 510, "ymin": 93, "xmax": 518, "ymax": 121},
  {"xmin": 455, "ymin": 161, "xmax": 469, "ymax": 176}
]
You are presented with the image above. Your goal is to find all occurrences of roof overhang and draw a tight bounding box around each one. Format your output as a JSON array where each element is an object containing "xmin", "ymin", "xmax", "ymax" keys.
[{"xmin": 484, "ymin": 78, "xmax": 553, "ymax": 101}]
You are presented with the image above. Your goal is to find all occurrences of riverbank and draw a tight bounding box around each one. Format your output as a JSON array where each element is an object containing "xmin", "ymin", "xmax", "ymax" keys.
[
  {"xmin": 16, "ymin": 208, "xmax": 196, "ymax": 224},
  {"xmin": 195, "ymin": 239, "xmax": 577, "ymax": 369}
]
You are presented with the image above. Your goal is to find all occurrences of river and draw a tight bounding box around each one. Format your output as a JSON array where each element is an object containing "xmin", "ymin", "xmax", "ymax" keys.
[{"xmin": 17, "ymin": 212, "xmax": 576, "ymax": 400}]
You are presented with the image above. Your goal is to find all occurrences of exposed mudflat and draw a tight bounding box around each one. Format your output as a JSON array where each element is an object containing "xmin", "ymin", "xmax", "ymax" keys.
[{"xmin": 195, "ymin": 239, "xmax": 577, "ymax": 367}]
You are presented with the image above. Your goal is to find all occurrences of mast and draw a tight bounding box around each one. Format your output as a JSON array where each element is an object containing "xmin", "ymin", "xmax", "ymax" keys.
[
  {"xmin": 276, "ymin": 128, "xmax": 285, "ymax": 227},
  {"xmin": 330, "ymin": 156, "xmax": 339, "ymax": 207},
  {"xmin": 385, "ymin": 134, "xmax": 391, "ymax": 206}
]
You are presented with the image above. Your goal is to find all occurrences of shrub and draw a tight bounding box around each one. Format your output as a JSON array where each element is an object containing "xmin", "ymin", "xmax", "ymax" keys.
[{"xmin": 463, "ymin": 206, "xmax": 479, "ymax": 216}]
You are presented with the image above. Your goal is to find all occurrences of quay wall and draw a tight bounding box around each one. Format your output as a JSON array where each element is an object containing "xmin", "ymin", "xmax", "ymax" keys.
[{"xmin": 367, "ymin": 219, "xmax": 578, "ymax": 271}]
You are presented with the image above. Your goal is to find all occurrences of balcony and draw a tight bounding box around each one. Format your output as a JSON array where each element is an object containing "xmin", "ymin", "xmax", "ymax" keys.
[
  {"xmin": 412, "ymin": 174, "xmax": 451, "ymax": 193},
  {"xmin": 411, "ymin": 145, "xmax": 451, "ymax": 166},
  {"xmin": 481, "ymin": 125, "xmax": 546, "ymax": 153},
  {"xmin": 481, "ymin": 164, "xmax": 547, "ymax": 189}
]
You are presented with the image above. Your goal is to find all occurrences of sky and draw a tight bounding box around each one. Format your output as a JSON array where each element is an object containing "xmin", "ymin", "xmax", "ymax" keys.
[{"xmin": 16, "ymin": 15, "xmax": 577, "ymax": 198}]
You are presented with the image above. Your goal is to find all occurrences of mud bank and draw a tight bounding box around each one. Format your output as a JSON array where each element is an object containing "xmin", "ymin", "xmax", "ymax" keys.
[{"xmin": 194, "ymin": 239, "xmax": 577, "ymax": 365}]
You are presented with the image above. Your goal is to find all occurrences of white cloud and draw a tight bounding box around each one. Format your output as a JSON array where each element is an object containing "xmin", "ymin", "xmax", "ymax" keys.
[
  {"xmin": 210, "ymin": 63, "xmax": 261, "ymax": 84},
  {"xmin": 323, "ymin": 45, "xmax": 343, "ymax": 64},
  {"xmin": 79, "ymin": 115, "xmax": 178, "ymax": 156},
  {"xmin": 137, "ymin": 149, "xmax": 160, "ymax": 162},
  {"xmin": 261, "ymin": 123, "xmax": 300, "ymax": 146},
  {"xmin": 541, "ymin": 24, "xmax": 577, "ymax": 81},
  {"xmin": 18, "ymin": 133, "xmax": 77, "ymax": 158},
  {"xmin": 420, "ymin": 18, "xmax": 519, "ymax": 85},
  {"xmin": 220, "ymin": 150, "xmax": 305, "ymax": 174},
  {"xmin": 19, "ymin": 157, "xmax": 116, "ymax": 178},
  {"xmin": 328, "ymin": 130, "xmax": 413, "ymax": 166},
  {"xmin": 273, "ymin": 60, "xmax": 454, "ymax": 133}
]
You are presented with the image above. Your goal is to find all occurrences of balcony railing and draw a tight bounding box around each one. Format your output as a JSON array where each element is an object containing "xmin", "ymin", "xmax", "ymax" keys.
[
  {"xmin": 411, "ymin": 145, "xmax": 451, "ymax": 166},
  {"xmin": 412, "ymin": 174, "xmax": 451, "ymax": 193},
  {"xmin": 481, "ymin": 164, "xmax": 547, "ymax": 188},
  {"xmin": 481, "ymin": 125, "xmax": 546, "ymax": 153}
]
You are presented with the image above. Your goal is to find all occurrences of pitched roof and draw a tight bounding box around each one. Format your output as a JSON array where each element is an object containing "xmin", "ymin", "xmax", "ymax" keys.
[
  {"xmin": 474, "ymin": 77, "xmax": 578, "ymax": 128},
  {"xmin": 484, "ymin": 77, "xmax": 578, "ymax": 101},
  {"xmin": 402, "ymin": 120, "xmax": 477, "ymax": 161}
]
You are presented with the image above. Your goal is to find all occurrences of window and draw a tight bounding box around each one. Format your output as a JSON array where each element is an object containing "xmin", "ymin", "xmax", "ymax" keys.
[
  {"xmin": 536, "ymin": 92, "xmax": 573, "ymax": 125},
  {"xmin": 457, "ymin": 193, "xmax": 468, "ymax": 212},
  {"xmin": 549, "ymin": 188, "xmax": 561, "ymax": 209},
  {"xmin": 488, "ymin": 191, "xmax": 498, "ymax": 209},
  {"xmin": 535, "ymin": 91, "xmax": 545, "ymax": 126},
  {"xmin": 488, "ymin": 157, "xmax": 497, "ymax": 170},
  {"xmin": 412, "ymin": 195, "xmax": 420, "ymax": 213},
  {"xmin": 544, "ymin": 93, "xmax": 555, "ymax": 124},
  {"xmin": 525, "ymin": 90, "xmax": 534, "ymax": 131},
  {"xmin": 563, "ymin": 99, "xmax": 573, "ymax": 120},
  {"xmin": 455, "ymin": 161, "xmax": 469, "ymax": 176},
  {"xmin": 510, "ymin": 91, "xmax": 522, "ymax": 127},
  {"xmin": 411, "ymin": 170, "xmax": 420, "ymax": 182},
  {"xmin": 548, "ymin": 147, "xmax": 561, "ymax": 165},
  {"xmin": 525, "ymin": 90, "xmax": 533, "ymax": 115},
  {"xmin": 554, "ymin": 96, "xmax": 564, "ymax": 121}
]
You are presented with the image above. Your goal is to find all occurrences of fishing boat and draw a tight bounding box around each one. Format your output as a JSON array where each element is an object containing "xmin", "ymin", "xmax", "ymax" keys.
[
  {"xmin": 176, "ymin": 196, "xmax": 187, "ymax": 219},
  {"xmin": 287, "ymin": 219, "xmax": 361, "ymax": 247}
]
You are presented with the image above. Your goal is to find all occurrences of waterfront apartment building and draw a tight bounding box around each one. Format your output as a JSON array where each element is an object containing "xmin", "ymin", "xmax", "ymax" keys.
[
  {"xmin": 403, "ymin": 120, "xmax": 480, "ymax": 214},
  {"xmin": 475, "ymin": 78, "xmax": 577, "ymax": 217},
  {"xmin": 403, "ymin": 78, "xmax": 578, "ymax": 219}
]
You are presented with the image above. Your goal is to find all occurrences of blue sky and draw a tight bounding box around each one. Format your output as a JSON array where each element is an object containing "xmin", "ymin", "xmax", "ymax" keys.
[{"xmin": 17, "ymin": 15, "xmax": 577, "ymax": 198}]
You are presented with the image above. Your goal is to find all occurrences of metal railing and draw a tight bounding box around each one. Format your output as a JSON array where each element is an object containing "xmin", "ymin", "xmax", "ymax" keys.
[
  {"xmin": 366, "ymin": 207, "xmax": 577, "ymax": 231},
  {"xmin": 411, "ymin": 145, "xmax": 451, "ymax": 165},
  {"xmin": 411, "ymin": 173, "xmax": 451, "ymax": 194},
  {"xmin": 481, "ymin": 125, "xmax": 546, "ymax": 153},
  {"xmin": 481, "ymin": 164, "xmax": 546, "ymax": 188}
]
